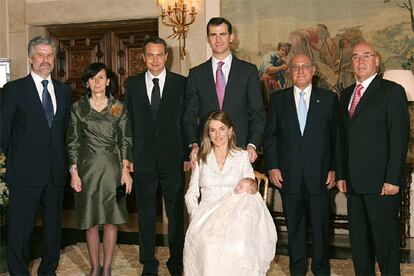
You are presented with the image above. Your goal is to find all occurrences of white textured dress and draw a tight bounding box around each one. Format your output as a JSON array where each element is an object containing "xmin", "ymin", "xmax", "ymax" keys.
[{"xmin": 184, "ymin": 149, "xmax": 277, "ymax": 276}]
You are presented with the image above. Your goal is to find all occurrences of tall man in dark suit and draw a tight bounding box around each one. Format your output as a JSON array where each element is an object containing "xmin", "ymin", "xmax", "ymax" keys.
[
  {"xmin": 0, "ymin": 36, "xmax": 72, "ymax": 275},
  {"xmin": 264, "ymin": 54, "xmax": 337, "ymax": 276},
  {"xmin": 184, "ymin": 17, "xmax": 265, "ymax": 164},
  {"xmin": 125, "ymin": 36, "xmax": 187, "ymax": 276},
  {"xmin": 336, "ymin": 42, "xmax": 409, "ymax": 275}
]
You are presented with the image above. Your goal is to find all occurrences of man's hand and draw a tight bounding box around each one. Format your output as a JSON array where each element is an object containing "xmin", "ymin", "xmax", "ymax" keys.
[
  {"xmin": 189, "ymin": 143, "xmax": 199, "ymax": 170},
  {"xmin": 268, "ymin": 169, "xmax": 283, "ymax": 188},
  {"xmin": 325, "ymin": 170, "xmax": 336, "ymax": 190},
  {"xmin": 336, "ymin": 180, "xmax": 347, "ymax": 193},
  {"xmin": 246, "ymin": 145, "xmax": 258, "ymax": 163},
  {"xmin": 183, "ymin": 161, "xmax": 191, "ymax": 172},
  {"xmin": 381, "ymin": 182, "xmax": 400, "ymax": 196}
]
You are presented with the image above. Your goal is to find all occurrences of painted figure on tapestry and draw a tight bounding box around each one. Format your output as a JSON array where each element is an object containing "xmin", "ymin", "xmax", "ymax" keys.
[{"xmin": 259, "ymin": 42, "xmax": 291, "ymax": 95}]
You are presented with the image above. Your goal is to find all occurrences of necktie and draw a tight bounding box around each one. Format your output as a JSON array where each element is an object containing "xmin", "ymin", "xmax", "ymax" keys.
[
  {"xmin": 298, "ymin": 91, "xmax": 307, "ymax": 135},
  {"xmin": 151, "ymin": 78, "xmax": 161, "ymax": 118},
  {"xmin": 216, "ymin": 61, "xmax": 226, "ymax": 110},
  {"xmin": 41, "ymin": 80, "xmax": 54, "ymax": 128},
  {"xmin": 349, "ymin": 84, "xmax": 363, "ymax": 118}
]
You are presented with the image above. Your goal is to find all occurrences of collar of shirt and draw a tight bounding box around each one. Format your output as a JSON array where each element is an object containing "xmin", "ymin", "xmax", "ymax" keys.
[
  {"xmin": 293, "ymin": 84, "xmax": 312, "ymax": 111},
  {"xmin": 30, "ymin": 71, "xmax": 57, "ymax": 114},
  {"xmin": 212, "ymin": 53, "xmax": 233, "ymax": 83},
  {"xmin": 145, "ymin": 68, "xmax": 166, "ymax": 102},
  {"xmin": 348, "ymin": 73, "xmax": 377, "ymax": 110}
]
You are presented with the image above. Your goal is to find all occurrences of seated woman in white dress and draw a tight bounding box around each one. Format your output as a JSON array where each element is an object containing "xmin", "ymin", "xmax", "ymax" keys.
[{"xmin": 184, "ymin": 111, "xmax": 277, "ymax": 276}]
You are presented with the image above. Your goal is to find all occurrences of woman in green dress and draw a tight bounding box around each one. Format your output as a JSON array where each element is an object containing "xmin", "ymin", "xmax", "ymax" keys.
[{"xmin": 67, "ymin": 63, "xmax": 133, "ymax": 276}]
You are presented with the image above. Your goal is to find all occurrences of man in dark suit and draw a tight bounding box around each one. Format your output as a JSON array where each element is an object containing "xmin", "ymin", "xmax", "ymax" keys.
[
  {"xmin": 336, "ymin": 42, "xmax": 409, "ymax": 275},
  {"xmin": 184, "ymin": 17, "xmax": 265, "ymax": 165},
  {"xmin": 0, "ymin": 36, "xmax": 72, "ymax": 275},
  {"xmin": 125, "ymin": 36, "xmax": 187, "ymax": 276},
  {"xmin": 264, "ymin": 54, "xmax": 337, "ymax": 276}
]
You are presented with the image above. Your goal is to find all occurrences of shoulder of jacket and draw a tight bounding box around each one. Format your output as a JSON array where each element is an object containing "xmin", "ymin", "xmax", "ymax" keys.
[{"xmin": 168, "ymin": 71, "xmax": 187, "ymax": 81}]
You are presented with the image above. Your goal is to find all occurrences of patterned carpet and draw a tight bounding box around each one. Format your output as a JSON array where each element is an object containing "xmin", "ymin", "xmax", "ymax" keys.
[{"xmin": 1, "ymin": 243, "xmax": 414, "ymax": 275}]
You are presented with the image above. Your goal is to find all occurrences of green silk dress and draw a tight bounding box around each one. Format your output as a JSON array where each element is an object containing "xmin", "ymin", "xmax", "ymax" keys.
[{"xmin": 67, "ymin": 95, "xmax": 132, "ymax": 229}]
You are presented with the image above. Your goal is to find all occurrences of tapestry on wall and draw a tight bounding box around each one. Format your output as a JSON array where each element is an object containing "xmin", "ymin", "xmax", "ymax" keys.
[
  {"xmin": 222, "ymin": 0, "xmax": 414, "ymax": 97},
  {"xmin": 222, "ymin": 0, "xmax": 414, "ymax": 162}
]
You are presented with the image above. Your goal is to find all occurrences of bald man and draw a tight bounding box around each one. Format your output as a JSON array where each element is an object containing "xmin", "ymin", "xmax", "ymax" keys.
[
  {"xmin": 336, "ymin": 42, "xmax": 409, "ymax": 275},
  {"xmin": 264, "ymin": 54, "xmax": 338, "ymax": 275}
]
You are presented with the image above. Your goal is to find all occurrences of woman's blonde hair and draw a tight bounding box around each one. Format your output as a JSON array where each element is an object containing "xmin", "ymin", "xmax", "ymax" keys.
[{"xmin": 198, "ymin": 111, "xmax": 239, "ymax": 163}]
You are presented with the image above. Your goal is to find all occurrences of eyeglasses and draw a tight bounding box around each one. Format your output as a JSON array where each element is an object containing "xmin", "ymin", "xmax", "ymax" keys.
[
  {"xmin": 290, "ymin": 64, "xmax": 314, "ymax": 72},
  {"xmin": 351, "ymin": 54, "xmax": 376, "ymax": 61}
]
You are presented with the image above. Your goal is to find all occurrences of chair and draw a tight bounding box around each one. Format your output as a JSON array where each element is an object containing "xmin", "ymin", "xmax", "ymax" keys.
[{"xmin": 254, "ymin": 170, "xmax": 269, "ymax": 202}]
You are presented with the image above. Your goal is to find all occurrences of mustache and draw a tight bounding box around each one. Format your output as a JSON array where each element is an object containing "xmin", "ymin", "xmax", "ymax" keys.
[{"xmin": 40, "ymin": 62, "xmax": 51, "ymax": 67}]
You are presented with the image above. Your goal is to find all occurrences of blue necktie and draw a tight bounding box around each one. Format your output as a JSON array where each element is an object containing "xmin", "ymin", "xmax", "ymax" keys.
[
  {"xmin": 298, "ymin": 91, "xmax": 307, "ymax": 135},
  {"xmin": 41, "ymin": 80, "xmax": 54, "ymax": 128}
]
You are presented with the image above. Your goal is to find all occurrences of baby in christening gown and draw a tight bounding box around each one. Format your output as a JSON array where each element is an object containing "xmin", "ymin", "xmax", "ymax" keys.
[{"xmin": 183, "ymin": 178, "xmax": 277, "ymax": 276}]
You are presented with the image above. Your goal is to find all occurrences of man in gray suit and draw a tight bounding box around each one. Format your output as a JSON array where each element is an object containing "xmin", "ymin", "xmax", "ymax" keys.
[{"xmin": 184, "ymin": 17, "xmax": 265, "ymax": 165}]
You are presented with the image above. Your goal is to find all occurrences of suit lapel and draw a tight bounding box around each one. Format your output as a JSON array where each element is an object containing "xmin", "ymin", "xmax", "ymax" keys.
[
  {"xmin": 206, "ymin": 150, "xmax": 221, "ymax": 174},
  {"xmin": 288, "ymin": 88, "xmax": 302, "ymax": 136},
  {"xmin": 303, "ymin": 87, "xmax": 323, "ymax": 136},
  {"xmin": 156, "ymin": 71, "xmax": 172, "ymax": 120},
  {"xmin": 25, "ymin": 75, "xmax": 50, "ymax": 128},
  {"xmin": 203, "ymin": 59, "xmax": 220, "ymax": 108},
  {"xmin": 52, "ymin": 80, "xmax": 65, "ymax": 128},
  {"xmin": 351, "ymin": 76, "xmax": 381, "ymax": 120},
  {"xmin": 138, "ymin": 74, "xmax": 151, "ymax": 113},
  {"xmin": 224, "ymin": 56, "xmax": 238, "ymax": 108},
  {"xmin": 342, "ymin": 85, "xmax": 354, "ymax": 122}
]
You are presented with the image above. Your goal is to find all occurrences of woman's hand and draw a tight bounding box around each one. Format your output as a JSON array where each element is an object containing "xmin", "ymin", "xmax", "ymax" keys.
[
  {"xmin": 70, "ymin": 172, "xmax": 82, "ymax": 192},
  {"xmin": 121, "ymin": 166, "xmax": 133, "ymax": 194}
]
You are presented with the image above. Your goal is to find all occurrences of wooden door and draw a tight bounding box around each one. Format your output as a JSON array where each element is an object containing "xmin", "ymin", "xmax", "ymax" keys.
[{"xmin": 47, "ymin": 19, "xmax": 158, "ymax": 101}]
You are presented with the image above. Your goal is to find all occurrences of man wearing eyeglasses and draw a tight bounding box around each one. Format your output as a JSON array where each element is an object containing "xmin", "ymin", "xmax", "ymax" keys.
[
  {"xmin": 264, "ymin": 53, "xmax": 338, "ymax": 275},
  {"xmin": 336, "ymin": 42, "xmax": 409, "ymax": 275}
]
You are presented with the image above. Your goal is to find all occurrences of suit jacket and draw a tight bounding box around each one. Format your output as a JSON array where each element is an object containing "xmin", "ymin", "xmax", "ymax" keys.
[
  {"xmin": 0, "ymin": 75, "xmax": 72, "ymax": 187},
  {"xmin": 184, "ymin": 149, "xmax": 254, "ymax": 216},
  {"xmin": 336, "ymin": 75, "xmax": 409, "ymax": 194},
  {"xmin": 264, "ymin": 86, "xmax": 338, "ymax": 195},
  {"xmin": 183, "ymin": 55, "xmax": 265, "ymax": 147},
  {"xmin": 125, "ymin": 70, "xmax": 186, "ymax": 174}
]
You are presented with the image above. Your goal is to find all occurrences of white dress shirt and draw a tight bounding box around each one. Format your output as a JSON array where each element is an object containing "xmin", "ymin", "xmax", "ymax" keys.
[
  {"xmin": 348, "ymin": 73, "xmax": 377, "ymax": 110},
  {"xmin": 145, "ymin": 68, "xmax": 166, "ymax": 103},
  {"xmin": 212, "ymin": 53, "xmax": 233, "ymax": 83},
  {"xmin": 31, "ymin": 71, "xmax": 57, "ymax": 114},
  {"xmin": 293, "ymin": 84, "xmax": 312, "ymax": 112},
  {"xmin": 185, "ymin": 149, "xmax": 255, "ymax": 217}
]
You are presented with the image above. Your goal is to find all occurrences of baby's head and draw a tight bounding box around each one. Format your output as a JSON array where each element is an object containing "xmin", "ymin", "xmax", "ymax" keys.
[{"xmin": 234, "ymin": 178, "xmax": 258, "ymax": 194}]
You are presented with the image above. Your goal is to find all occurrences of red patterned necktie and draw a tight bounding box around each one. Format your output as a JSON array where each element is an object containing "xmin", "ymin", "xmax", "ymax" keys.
[
  {"xmin": 348, "ymin": 83, "xmax": 363, "ymax": 118},
  {"xmin": 216, "ymin": 61, "xmax": 226, "ymax": 110}
]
